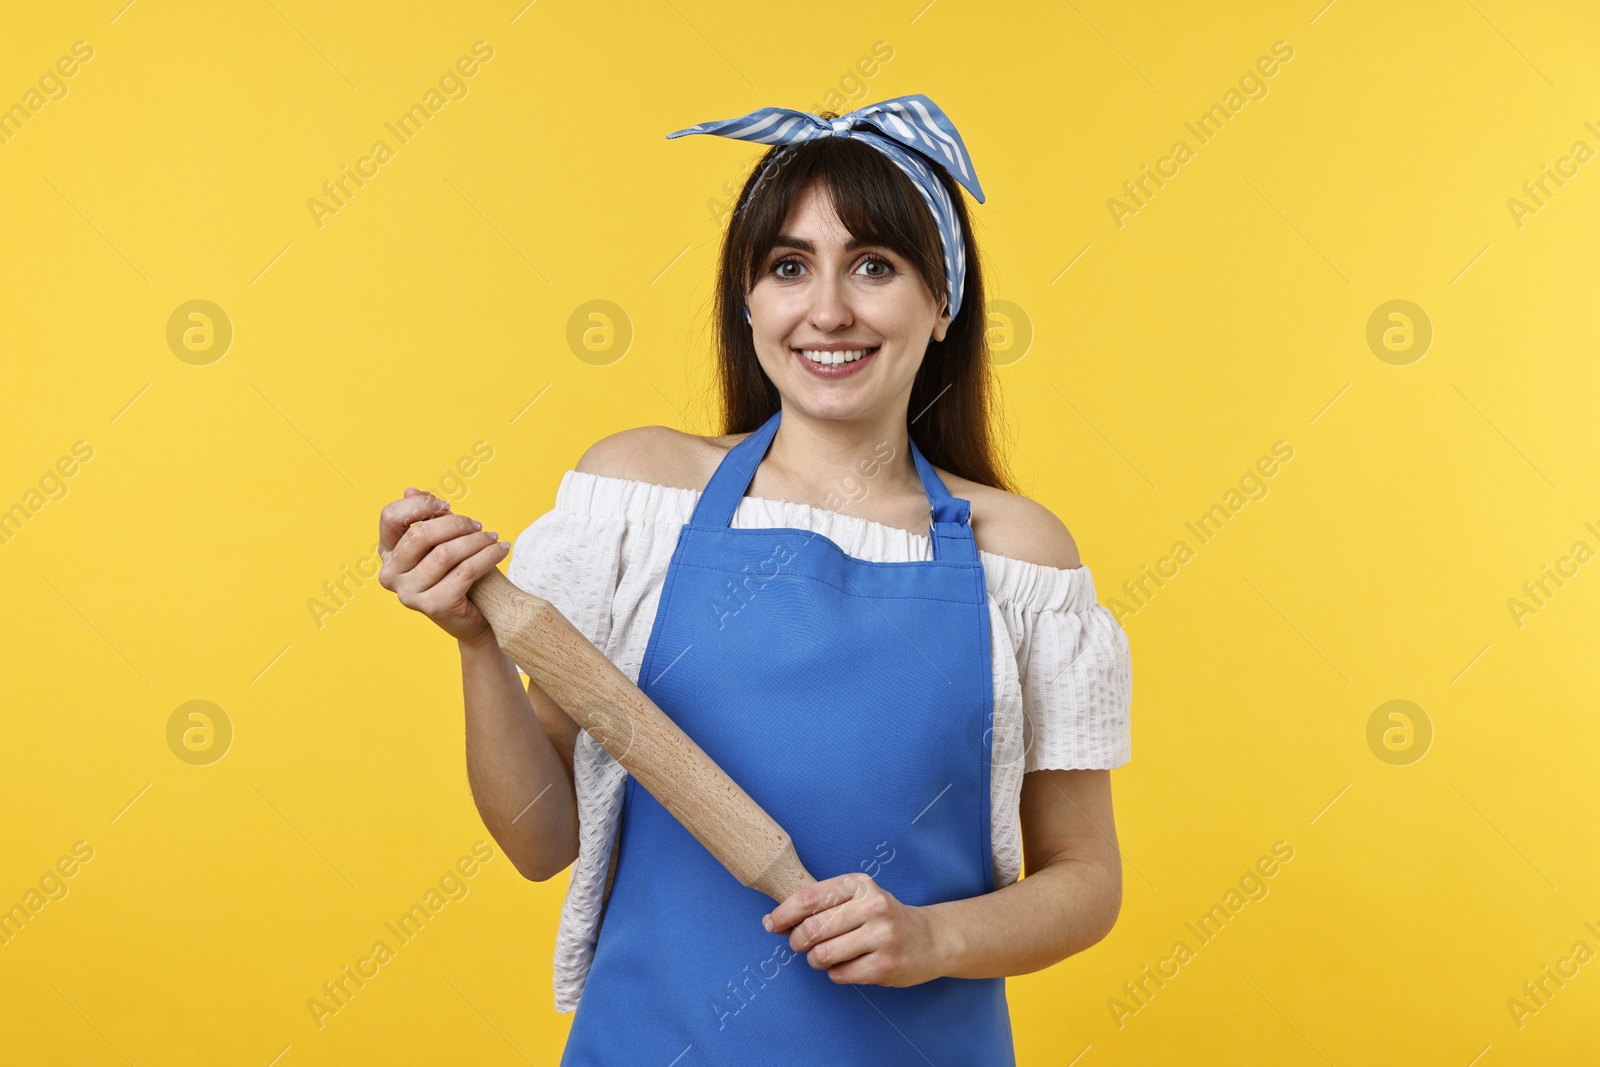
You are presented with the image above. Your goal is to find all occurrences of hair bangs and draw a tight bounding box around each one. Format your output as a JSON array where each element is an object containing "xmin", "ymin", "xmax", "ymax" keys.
[{"xmin": 732, "ymin": 137, "xmax": 946, "ymax": 314}]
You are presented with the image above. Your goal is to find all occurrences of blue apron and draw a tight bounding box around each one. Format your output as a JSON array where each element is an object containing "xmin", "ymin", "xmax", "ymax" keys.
[{"xmin": 561, "ymin": 407, "xmax": 1015, "ymax": 1065}]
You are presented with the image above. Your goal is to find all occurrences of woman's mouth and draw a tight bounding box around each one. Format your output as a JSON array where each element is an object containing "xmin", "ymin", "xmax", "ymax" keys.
[{"xmin": 793, "ymin": 346, "xmax": 879, "ymax": 379}]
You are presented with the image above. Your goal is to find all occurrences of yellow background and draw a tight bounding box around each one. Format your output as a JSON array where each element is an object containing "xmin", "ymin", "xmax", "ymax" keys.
[{"xmin": 2, "ymin": 0, "xmax": 1596, "ymax": 1063}]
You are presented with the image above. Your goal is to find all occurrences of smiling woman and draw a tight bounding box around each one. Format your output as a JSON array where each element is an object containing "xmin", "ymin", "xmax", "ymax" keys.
[
  {"xmin": 377, "ymin": 93, "xmax": 1133, "ymax": 1067},
  {"xmin": 550, "ymin": 98, "xmax": 1123, "ymax": 1065}
]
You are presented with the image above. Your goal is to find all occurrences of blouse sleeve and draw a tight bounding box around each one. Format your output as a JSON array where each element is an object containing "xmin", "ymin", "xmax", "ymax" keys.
[
  {"xmin": 1001, "ymin": 565, "xmax": 1133, "ymax": 772},
  {"xmin": 503, "ymin": 500, "xmax": 629, "ymax": 671}
]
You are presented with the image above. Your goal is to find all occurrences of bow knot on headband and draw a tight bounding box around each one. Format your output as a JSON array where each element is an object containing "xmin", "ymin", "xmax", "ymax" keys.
[{"xmin": 667, "ymin": 93, "xmax": 985, "ymax": 323}]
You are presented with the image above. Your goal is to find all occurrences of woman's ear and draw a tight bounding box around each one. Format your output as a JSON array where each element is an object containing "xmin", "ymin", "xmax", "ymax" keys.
[{"xmin": 931, "ymin": 303, "xmax": 952, "ymax": 343}]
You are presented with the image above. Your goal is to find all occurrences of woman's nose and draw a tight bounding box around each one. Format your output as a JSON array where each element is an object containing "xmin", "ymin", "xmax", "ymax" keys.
[{"xmin": 807, "ymin": 267, "xmax": 853, "ymax": 328}]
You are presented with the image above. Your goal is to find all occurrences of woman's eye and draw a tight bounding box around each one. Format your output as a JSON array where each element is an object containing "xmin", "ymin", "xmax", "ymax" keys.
[{"xmin": 859, "ymin": 256, "xmax": 893, "ymax": 277}]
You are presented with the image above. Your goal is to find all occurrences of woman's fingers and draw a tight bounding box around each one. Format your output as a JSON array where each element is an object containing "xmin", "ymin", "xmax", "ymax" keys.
[
  {"xmin": 788, "ymin": 892, "xmax": 868, "ymax": 953},
  {"xmin": 766, "ymin": 872, "xmax": 873, "ymax": 940},
  {"xmin": 393, "ymin": 511, "xmax": 477, "ymax": 572},
  {"xmin": 428, "ymin": 536, "xmax": 512, "ymax": 609},
  {"xmin": 400, "ymin": 526, "xmax": 505, "ymax": 607},
  {"xmin": 376, "ymin": 489, "xmax": 510, "ymax": 644},
  {"xmin": 804, "ymin": 924, "xmax": 876, "ymax": 974},
  {"xmin": 378, "ymin": 491, "xmax": 452, "ymax": 571}
]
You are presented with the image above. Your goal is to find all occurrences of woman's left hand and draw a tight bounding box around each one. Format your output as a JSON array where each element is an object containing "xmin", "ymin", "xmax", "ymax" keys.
[{"xmin": 762, "ymin": 873, "xmax": 950, "ymax": 987}]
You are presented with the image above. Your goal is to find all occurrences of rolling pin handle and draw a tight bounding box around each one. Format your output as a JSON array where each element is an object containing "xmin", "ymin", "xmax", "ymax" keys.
[{"xmin": 745, "ymin": 838, "xmax": 817, "ymax": 904}]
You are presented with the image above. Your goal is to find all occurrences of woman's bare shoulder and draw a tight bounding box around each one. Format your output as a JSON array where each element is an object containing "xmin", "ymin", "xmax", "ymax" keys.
[
  {"xmin": 574, "ymin": 425, "xmax": 742, "ymax": 492},
  {"xmin": 934, "ymin": 466, "xmax": 1083, "ymax": 571}
]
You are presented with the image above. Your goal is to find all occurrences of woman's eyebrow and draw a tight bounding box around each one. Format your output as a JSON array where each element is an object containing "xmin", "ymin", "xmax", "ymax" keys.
[{"xmin": 770, "ymin": 234, "xmax": 884, "ymax": 253}]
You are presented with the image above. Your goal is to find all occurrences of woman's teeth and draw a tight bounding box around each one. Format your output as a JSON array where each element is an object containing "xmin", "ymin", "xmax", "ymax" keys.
[{"xmin": 798, "ymin": 347, "xmax": 877, "ymax": 365}]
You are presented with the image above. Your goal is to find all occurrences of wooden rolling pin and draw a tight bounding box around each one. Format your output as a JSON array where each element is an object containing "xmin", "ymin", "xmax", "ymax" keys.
[{"xmin": 467, "ymin": 566, "xmax": 816, "ymax": 903}]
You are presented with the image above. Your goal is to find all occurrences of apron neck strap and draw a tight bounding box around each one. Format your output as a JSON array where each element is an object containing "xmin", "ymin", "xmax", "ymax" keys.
[
  {"xmin": 690, "ymin": 408, "xmax": 978, "ymax": 563},
  {"xmin": 911, "ymin": 427, "xmax": 977, "ymax": 563}
]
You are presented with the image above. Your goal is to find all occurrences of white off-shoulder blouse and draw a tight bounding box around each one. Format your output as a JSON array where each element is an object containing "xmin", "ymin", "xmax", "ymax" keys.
[{"xmin": 505, "ymin": 469, "xmax": 1133, "ymax": 1013}]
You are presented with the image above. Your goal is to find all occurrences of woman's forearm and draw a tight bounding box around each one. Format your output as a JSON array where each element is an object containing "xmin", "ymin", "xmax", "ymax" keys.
[
  {"xmin": 459, "ymin": 636, "xmax": 579, "ymax": 881},
  {"xmin": 924, "ymin": 855, "xmax": 1122, "ymax": 980}
]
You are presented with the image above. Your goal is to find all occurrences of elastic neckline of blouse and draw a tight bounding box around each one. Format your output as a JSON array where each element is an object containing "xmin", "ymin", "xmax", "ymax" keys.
[{"xmin": 552, "ymin": 469, "xmax": 1103, "ymax": 615}]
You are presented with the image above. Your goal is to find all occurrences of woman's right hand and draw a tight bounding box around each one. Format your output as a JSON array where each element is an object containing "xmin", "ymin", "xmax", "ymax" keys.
[{"xmin": 377, "ymin": 487, "xmax": 511, "ymax": 646}]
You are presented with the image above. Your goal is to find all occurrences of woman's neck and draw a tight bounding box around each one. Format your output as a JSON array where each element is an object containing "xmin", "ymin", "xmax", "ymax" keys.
[{"xmin": 752, "ymin": 405, "xmax": 925, "ymax": 513}]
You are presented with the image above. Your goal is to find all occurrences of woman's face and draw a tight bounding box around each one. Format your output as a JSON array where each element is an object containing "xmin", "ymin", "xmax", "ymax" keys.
[{"xmin": 747, "ymin": 181, "xmax": 951, "ymax": 422}]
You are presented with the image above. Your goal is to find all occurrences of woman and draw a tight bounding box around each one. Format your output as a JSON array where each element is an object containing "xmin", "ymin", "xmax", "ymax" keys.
[{"xmin": 377, "ymin": 95, "xmax": 1132, "ymax": 1064}]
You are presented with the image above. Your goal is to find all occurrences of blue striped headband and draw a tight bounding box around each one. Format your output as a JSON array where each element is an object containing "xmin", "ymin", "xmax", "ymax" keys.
[{"xmin": 666, "ymin": 93, "xmax": 986, "ymax": 324}]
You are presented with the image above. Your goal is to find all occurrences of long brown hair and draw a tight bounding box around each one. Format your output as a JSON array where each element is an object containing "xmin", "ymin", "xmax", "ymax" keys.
[{"xmin": 709, "ymin": 129, "xmax": 1015, "ymax": 492}]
